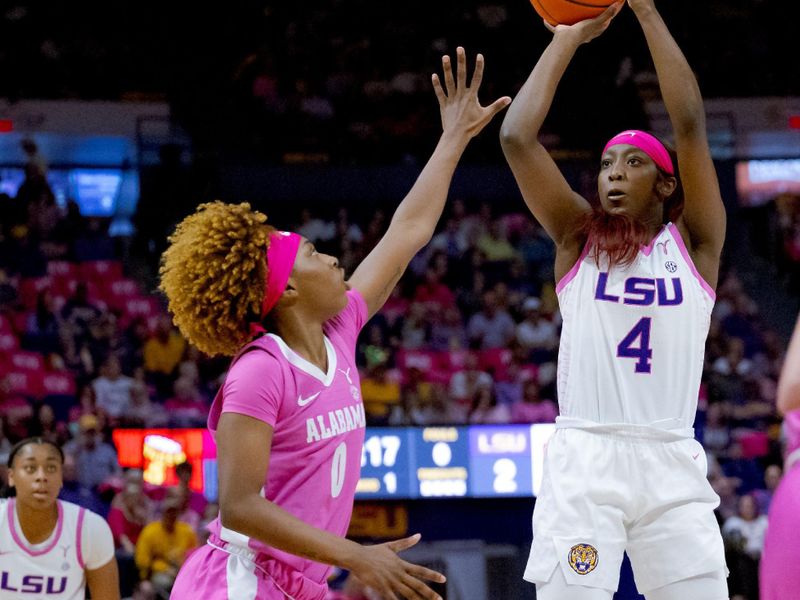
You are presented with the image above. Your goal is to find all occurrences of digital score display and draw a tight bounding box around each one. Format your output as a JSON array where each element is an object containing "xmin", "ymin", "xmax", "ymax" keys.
[
  {"xmin": 356, "ymin": 428, "xmax": 412, "ymax": 499},
  {"xmin": 352, "ymin": 424, "xmax": 555, "ymax": 499},
  {"xmin": 469, "ymin": 425, "xmax": 534, "ymax": 497},
  {"xmin": 112, "ymin": 424, "xmax": 556, "ymax": 501}
]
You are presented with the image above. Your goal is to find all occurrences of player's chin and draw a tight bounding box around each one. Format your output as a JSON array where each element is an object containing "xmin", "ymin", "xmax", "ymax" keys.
[{"xmin": 30, "ymin": 490, "xmax": 56, "ymax": 505}]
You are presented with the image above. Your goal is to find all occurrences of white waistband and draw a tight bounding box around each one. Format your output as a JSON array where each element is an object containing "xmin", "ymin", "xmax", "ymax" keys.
[
  {"xmin": 555, "ymin": 416, "xmax": 695, "ymax": 441},
  {"xmin": 206, "ymin": 538, "xmax": 296, "ymax": 600}
]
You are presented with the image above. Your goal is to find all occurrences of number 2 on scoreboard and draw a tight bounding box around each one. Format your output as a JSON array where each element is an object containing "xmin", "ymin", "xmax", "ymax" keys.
[{"xmin": 617, "ymin": 317, "xmax": 653, "ymax": 373}]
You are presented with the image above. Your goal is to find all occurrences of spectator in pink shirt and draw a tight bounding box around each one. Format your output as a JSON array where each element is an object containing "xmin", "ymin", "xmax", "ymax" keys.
[
  {"xmin": 413, "ymin": 267, "xmax": 456, "ymax": 312},
  {"xmin": 511, "ymin": 379, "xmax": 558, "ymax": 424},
  {"xmin": 164, "ymin": 378, "xmax": 207, "ymax": 428}
]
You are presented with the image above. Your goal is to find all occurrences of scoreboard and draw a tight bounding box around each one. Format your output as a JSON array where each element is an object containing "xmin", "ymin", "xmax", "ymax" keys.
[
  {"xmin": 115, "ymin": 423, "xmax": 556, "ymax": 501},
  {"xmin": 355, "ymin": 423, "xmax": 555, "ymax": 500}
]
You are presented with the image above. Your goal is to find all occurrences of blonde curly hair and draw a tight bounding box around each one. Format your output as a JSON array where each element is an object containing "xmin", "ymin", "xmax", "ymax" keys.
[{"xmin": 159, "ymin": 201, "xmax": 274, "ymax": 356}]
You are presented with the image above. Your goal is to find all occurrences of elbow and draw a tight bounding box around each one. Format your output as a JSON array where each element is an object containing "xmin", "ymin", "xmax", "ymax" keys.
[
  {"xmin": 499, "ymin": 122, "xmax": 538, "ymax": 156},
  {"xmin": 499, "ymin": 122, "xmax": 523, "ymax": 150},
  {"xmin": 777, "ymin": 381, "xmax": 800, "ymax": 417},
  {"xmin": 390, "ymin": 218, "xmax": 434, "ymax": 249},
  {"xmin": 219, "ymin": 498, "xmax": 250, "ymax": 534},
  {"xmin": 672, "ymin": 101, "xmax": 706, "ymax": 138}
]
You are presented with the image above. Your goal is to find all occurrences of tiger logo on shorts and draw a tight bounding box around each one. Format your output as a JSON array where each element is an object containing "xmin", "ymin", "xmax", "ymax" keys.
[{"xmin": 568, "ymin": 543, "xmax": 598, "ymax": 575}]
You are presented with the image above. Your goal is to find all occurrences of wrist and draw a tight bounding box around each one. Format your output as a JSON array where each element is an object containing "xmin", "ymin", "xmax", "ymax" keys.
[
  {"xmin": 551, "ymin": 30, "xmax": 583, "ymax": 50},
  {"xmin": 438, "ymin": 131, "xmax": 470, "ymax": 152},
  {"xmin": 337, "ymin": 539, "xmax": 365, "ymax": 572},
  {"xmin": 631, "ymin": 4, "xmax": 658, "ymax": 20}
]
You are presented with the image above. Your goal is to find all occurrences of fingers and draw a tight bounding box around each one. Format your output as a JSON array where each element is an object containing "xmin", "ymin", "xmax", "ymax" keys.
[
  {"xmin": 485, "ymin": 96, "xmax": 512, "ymax": 119},
  {"xmin": 456, "ymin": 46, "xmax": 467, "ymax": 91},
  {"xmin": 441, "ymin": 55, "xmax": 456, "ymax": 97},
  {"xmin": 600, "ymin": 0, "xmax": 625, "ymax": 21},
  {"xmin": 394, "ymin": 578, "xmax": 430, "ymax": 600},
  {"xmin": 387, "ymin": 533, "xmax": 421, "ymax": 553},
  {"xmin": 404, "ymin": 560, "xmax": 447, "ymax": 584},
  {"xmin": 431, "ymin": 73, "xmax": 446, "ymax": 105},
  {"xmin": 469, "ymin": 53, "xmax": 485, "ymax": 90},
  {"xmin": 401, "ymin": 573, "xmax": 443, "ymax": 600},
  {"xmin": 543, "ymin": 19, "xmax": 556, "ymax": 33}
]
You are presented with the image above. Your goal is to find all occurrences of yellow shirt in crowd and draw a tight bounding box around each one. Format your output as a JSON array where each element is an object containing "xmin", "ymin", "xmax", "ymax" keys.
[{"xmin": 134, "ymin": 521, "xmax": 198, "ymax": 579}]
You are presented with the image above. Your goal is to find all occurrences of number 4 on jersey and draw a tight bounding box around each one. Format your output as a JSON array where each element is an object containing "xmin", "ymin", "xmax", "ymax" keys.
[{"xmin": 617, "ymin": 317, "xmax": 653, "ymax": 373}]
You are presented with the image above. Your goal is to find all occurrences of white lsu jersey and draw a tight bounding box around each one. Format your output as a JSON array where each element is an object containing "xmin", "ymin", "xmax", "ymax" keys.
[
  {"xmin": 0, "ymin": 499, "xmax": 99, "ymax": 600},
  {"xmin": 555, "ymin": 223, "xmax": 715, "ymax": 429}
]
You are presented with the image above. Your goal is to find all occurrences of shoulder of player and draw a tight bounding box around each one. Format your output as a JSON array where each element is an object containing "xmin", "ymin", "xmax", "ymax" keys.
[{"xmin": 227, "ymin": 339, "xmax": 284, "ymax": 374}]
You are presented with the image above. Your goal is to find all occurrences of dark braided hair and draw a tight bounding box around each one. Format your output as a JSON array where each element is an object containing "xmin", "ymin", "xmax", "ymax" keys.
[{"xmin": 7, "ymin": 437, "xmax": 65, "ymax": 468}]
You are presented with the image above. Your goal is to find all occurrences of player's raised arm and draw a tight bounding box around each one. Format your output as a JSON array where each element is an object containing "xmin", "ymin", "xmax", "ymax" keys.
[
  {"xmin": 348, "ymin": 47, "xmax": 510, "ymax": 319},
  {"xmin": 499, "ymin": 3, "xmax": 622, "ymax": 257},
  {"xmin": 778, "ymin": 314, "xmax": 800, "ymax": 415},
  {"xmin": 629, "ymin": 0, "xmax": 726, "ymax": 287},
  {"xmin": 217, "ymin": 413, "xmax": 446, "ymax": 600}
]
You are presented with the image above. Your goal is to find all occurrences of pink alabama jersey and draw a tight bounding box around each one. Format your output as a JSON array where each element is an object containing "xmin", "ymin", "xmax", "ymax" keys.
[
  {"xmin": 0, "ymin": 499, "xmax": 98, "ymax": 599},
  {"xmin": 555, "ymin": 223, "xmax": 715, "ymax": 429},
  {"xmin": 206, "ymin": 289, "xmax": 368, "ymax": 591}
]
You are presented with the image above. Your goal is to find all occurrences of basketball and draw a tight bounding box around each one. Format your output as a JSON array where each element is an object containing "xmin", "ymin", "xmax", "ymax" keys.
[{"xmin": 530, "ymin": 0, "xmax": 617, "ymax": 26}]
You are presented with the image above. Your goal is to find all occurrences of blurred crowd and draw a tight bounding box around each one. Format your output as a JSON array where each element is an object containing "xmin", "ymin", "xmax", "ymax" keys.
[
  {"xmin": 2, "ymin": 1, "xmax": 796, "ymax": 163},
  {"xmin": 776, "ymin": 194, "xmax": 800, "ymax": 294}
]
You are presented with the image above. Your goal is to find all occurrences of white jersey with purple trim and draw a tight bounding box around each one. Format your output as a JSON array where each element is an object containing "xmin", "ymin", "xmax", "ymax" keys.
[
  {"xmin": 0, "ymin": 499, "xmax": 114, "ymax": 599},
  {"xmin": 555, "ymin": 223, "xmax": 715, "ymax": 428}
]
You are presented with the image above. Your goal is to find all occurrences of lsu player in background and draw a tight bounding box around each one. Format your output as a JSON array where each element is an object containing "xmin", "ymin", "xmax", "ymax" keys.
[
  {"xmin": 501, "ymin": 0, "xmax": 728, "ymax": 598},
  {"xmin": 0, "ymin": 438, "xmax": 119, "ymax": 600},
  {"xmin": 163, "ymin": 49, "xmax": 510, "ymax": 600}
]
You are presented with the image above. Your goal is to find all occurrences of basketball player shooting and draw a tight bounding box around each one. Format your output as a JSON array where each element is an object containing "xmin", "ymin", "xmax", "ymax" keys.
[
  {"xmin": 500, "ymin": 0, "xmax": 728, "ymax": 598},
  {"xmin": 161, "ymin": 49, "xmax": 510, "ymax": 600}
]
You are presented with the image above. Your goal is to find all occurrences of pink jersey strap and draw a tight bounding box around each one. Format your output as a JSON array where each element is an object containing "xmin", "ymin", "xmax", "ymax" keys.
[{"xmin": 76, "ymin": 506, "xmax": 86, "ymax": 570}]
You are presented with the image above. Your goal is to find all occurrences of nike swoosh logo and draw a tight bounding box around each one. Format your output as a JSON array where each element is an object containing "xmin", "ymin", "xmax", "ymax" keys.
[
  {"xmin": 692, "ymin": 453, "xmax": 700, "ymax": 460},
  {"xmin": 297, "ymin": 392, "xmax": 321, "ymax": 407}
]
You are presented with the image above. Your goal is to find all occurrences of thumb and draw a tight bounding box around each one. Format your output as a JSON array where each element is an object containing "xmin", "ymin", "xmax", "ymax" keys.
[
  {"xmin": 486, "ymin": 96, "xmax": 512, "ymax": 118},
  {"xmin": 386, "ymin": 533, "xmax": 422, "ymax": 553}
]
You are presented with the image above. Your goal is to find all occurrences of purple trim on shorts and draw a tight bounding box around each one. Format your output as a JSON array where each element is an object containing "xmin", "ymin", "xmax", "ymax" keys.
[
  {"xmin": 667, "ymin": 223, "xmax": 716, "ymax": 300},
  {"xmin": 8, "ymin": 498, "xmax": 65, "ymax": 557},
  {"xmin": 76, "ymin": 507, "xmax": 86, "ymax": 569},
  {"xmin": 556, "ymin": 240, "xmax": 592, "ymax": 294}
]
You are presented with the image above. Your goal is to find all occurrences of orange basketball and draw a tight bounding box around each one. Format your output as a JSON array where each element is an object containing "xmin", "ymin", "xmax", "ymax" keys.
[{"xmin": 530, "ymin": 0, "xmax": 616, "ymax": 26}]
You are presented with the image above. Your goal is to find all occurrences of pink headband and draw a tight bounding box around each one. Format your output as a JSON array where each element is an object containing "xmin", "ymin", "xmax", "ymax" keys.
[
  {"xmin": 602, "ymin": 130, "xmax": 674, "ymax": 175},
  {"xmin": 248, "ymin": 231, "xmax": 302, "ymax": 337}
]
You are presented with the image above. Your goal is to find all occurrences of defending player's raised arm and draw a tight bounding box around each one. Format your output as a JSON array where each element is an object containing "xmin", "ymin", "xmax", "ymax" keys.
[
  {"xmin": 499, "ymin": 4, "xmax": 622, "ymax": 250},
  {"xmin": 778, "ymin": 314, "xmax": 800, "ymax": 416},
  {"xmin": 348, "ymin": 48, "xmax": 510, "ymax": 319},
  {"xmin": 216, "ymin": 413, "xmax": 446, "ymax": 600},
  {"xmin": 629, "ymin": 0, "xmax": 726, "ymax": 284}
]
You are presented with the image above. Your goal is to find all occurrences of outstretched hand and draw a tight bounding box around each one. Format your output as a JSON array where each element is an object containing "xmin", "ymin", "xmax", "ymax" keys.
[
  {"xmin": 432, "ymin": 47, "xmax": 511, "ymax": 144},
  {"xmin": 347, "ymin": 533, "xmax": 445, "ymax": 600},
  {"xmin": 544, "ymin": 1, "xmax": 624, "ymax": 45}
]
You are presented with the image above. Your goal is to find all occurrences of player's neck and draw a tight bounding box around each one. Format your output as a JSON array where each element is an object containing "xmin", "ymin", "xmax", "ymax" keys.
[
  {"xmin": 273, "ymin": 312, "xmax": 328, "ymax": 373},
  {"xmin": 15, "ymin": 500, "xmax": 58, "ymax": 545}
]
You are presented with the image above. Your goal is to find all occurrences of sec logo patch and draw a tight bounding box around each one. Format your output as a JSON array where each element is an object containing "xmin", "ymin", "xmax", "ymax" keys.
[{"xmin": 568, "ymin": 543, "xmax": 598, "ymax": 575}]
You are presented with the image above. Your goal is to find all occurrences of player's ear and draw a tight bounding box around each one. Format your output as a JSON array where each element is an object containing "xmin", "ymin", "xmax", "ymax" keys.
[
  {"xmin": 656, "ymin": 175, "xmax": 677, "ymax": 199},
  {"xmin": 279, "ymin": 277, "xmax": 299, "ymax": 307}
]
